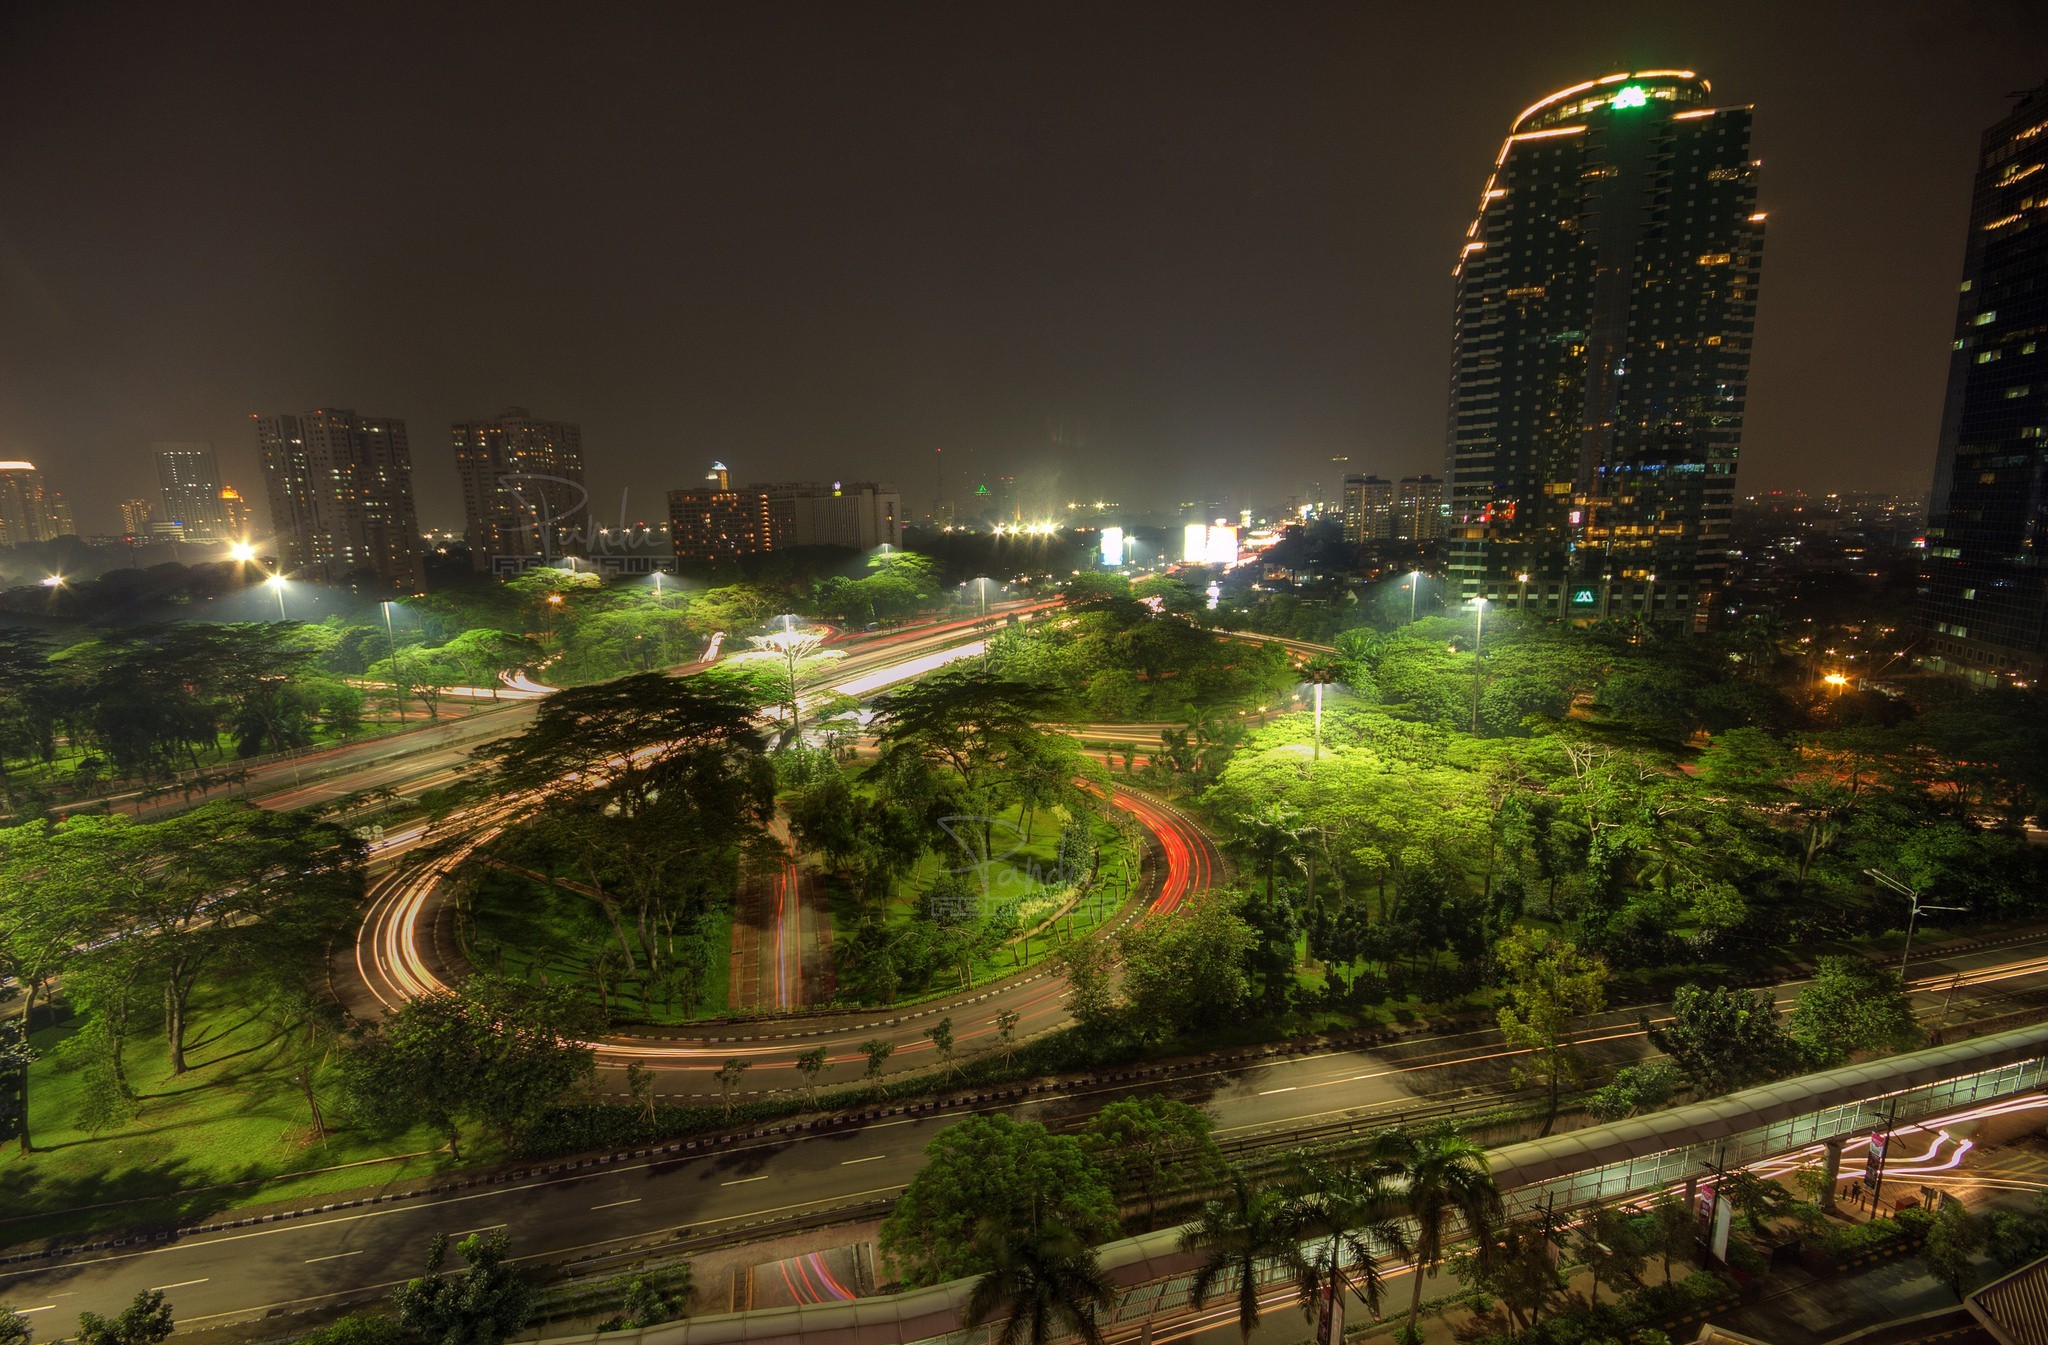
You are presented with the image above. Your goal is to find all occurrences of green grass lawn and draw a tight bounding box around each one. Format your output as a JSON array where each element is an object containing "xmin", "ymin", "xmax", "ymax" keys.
[
  {"xmin": 465, "ymin": 869, "xmax": 736, "ymax": 1026},
  {"xmin": 0, "ymin": 982, "xmax": 476, "ymax": 1249}
]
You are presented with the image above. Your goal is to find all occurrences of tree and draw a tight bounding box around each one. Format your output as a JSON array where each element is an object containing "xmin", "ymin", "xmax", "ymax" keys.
[
  {"xmin": 1286, "ymin": 1154, "xmax": 1411, "ymax": 1335},
  {"xmin": 880, "ymin": 1115, "xmax": 1119, "ymax": 1286},
  {"xmin": 1081, "ymin": 1097, "xmax": 1225, "ymax": 1227},
  {"xmin": 1386, "ymin": 1124, "xmax": 1503, "ymax": 1338},
  {"xmin": 1647, "ymin": 1192, "xmax": 1696, "ymax": 1284},
  {"xmin": 1646, "ymin": 984, "xmax": 1796, "ymax": 1098},
  {"xmin": 625, "ymin": 1062, "xmax": 657, "ymax": 1126},
  {"xmin": 858, "ymin": 1038, "xmax": 895, "ymax": 1098},
  {"xmin": 1494, "ymin": 927, "xmax": 1606, "ymax": 1136},
  {"xmin": 1182, "ymin": 1172, "xmax": 1307, "ymax": 1345},
  {"xmin": 715, "ymin": 1058, "xmax": 751, "ymax": 1123},
  {"xmin": 962, "ymin": 1217, "xmax": 1115, "ymax": 1345},
  {"xmin": 1054, "ymin": 937, "xmax": 1120, "ymax": 1030},
  {"xmin": 75, "ymin": 1292, "xmax": 173, "ymax": 1345},
  {"xmin": 392, "ymin": 1231, "xmax": 534, "ymax": 1345},
  {"xmin": 1790, "ymin": 956, "xmax": 1921, "ymax": 1069},
  {"xmin": 1457, "ymin": 1217, "xmax": 1565, "ymax": 1336},
  {"xmin": 339, "ymin": 985, "xmax": 596, "ymax": 1156},
  {"xmin": 0, "ymin": 1305, "xmax": 27, "ymax": 1345},
  {"xmin": 924, "ymin": 1017, "xmax": 958, "ymax": 1081},
  {"xmin": 793, "ymin": 1046, "xmax": 828, "ymax": 1107},
  {"xmin": 1117, "ymin": 897, "xmax": 1257, "ymax": 1041},
  {"xmin": 1572, "ymin": 1204, "xmax": 1646, "ymax": 1306},
  {"xmin": 1925, "ymin": 1200, "xmax": 1986, "ymax": 1299},
  {"xmin": 1587, "ymin": 1062, "xmax": 1677, "ymax": 1121},
  {"xmin": 995, "ymin": 1009, "xmax": 1021, "ymax": 1067},
  {"xmin": 0, "ymin": 1023, "xmax": 35, "ymax": 1155}
]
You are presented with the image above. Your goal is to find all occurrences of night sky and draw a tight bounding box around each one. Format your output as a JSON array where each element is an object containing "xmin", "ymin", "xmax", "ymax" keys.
[{"xmin": 2, "ymin": 2, "xmax": 2043, "ymax": 535}]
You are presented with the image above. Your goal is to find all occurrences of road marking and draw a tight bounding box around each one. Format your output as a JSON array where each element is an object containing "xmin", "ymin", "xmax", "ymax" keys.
[
  {"xmin": 17, "ymin": 1307, "xmax": 55, "ymax": 1315},
  {"xmin": 1259, "ymin": 1086, "xmax": 1297, "ymax": 1096},
  {"xmin": 304, "ymin": 1251, "xmax": 363, "ymax": 1264},
  {"xmin": 841, "ymin": 1154, "xmax": 886, "ymax": 1165},
  {"xmin": 150, "ymin": 1279, "xmax": 209, "ymax": 1291},
  {"xmin": 721, "ymin": 1175, "xmax": 770, "ymax": 1186},
  {"xmin": 591, "ymin": 1198, "xmax": 642, "ymax": 1210}
]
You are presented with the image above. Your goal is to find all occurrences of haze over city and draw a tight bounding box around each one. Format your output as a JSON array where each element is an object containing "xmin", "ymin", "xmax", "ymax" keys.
[{"xmin": 3, "ymin": 1, "xmax": 2044, "ymax": 531}]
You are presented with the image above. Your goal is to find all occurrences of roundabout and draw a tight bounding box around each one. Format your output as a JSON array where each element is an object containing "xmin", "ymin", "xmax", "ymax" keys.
[{"xmin": 347, "ymin": 765, "xmax": 1224, "ymax": 1100}]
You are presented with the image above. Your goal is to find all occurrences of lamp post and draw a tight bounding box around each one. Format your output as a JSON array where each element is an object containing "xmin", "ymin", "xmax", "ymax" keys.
[
  {"xmin": 268, "ymin": 572, "xmax": 288, "ymax": 621},
  {"xmin": 381, "ymin": 600, "xmax": 404, "ymax": 721},
  {"xmin": 1408, "ymin": 570, "xmax": 1423, "ymax": 622},
  {"xmin": 1866, "ymin": 868, "xmax": 1964, "ymax": 982},
  {"xmin": 1518, "ymin": 571, "xmax": 1531, "ymax": 609},
  {"xmin": 1469, "ymin": 596, "xmax": 1489, "ymax": 735},
  {"xmin": 1311, "ymin": 672, "xmax": 1330, "ymax": 761}
]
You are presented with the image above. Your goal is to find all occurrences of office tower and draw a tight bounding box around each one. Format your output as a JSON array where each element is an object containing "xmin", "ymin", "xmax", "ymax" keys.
[
  {"xmin": 217, "ymin": 485, "xmax": 253, "ymax": 539},
  {"xmin": 0, "ymin": 461, "xmax": 72, "ymax": 546},
  {"xmin": 255, "ymin": 409, "xmax": 423, "ymax": 590},
  {"xmin": 451, "ymin": 409, "xmax": 587, "ymax": 574},
  {"xmin": 1398, "ymin": 475, "xmax": 1446, "ymax": 541},
  {"xmin": 1341, "ymin": 475, "xmax": 1395, "ymax": 542},
  {"xmin": 669, "ymin": 465, "xmax": 774, "ymax": 563},
  {"xmin": 119, "ymin": 499, "xmax": 155, "ymax": 537},
  {"xmin": 1446, "ymin": 71, "xmax": 1765, "ymax": 623},
  {"xmin": 1921, "ymin": 80, "xmax": 2048, "ymax": 682},
  {"xmin": 668, "ymin": 468, "xmax": 905, "ymax": 563},
  {"xmin": 153, "ymin": 442, "xmax": 230, "ymax": 541}
]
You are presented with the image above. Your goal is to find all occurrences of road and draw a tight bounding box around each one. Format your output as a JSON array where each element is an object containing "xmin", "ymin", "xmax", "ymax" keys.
[{"xmin": 10, "ymin": 931, "xmax": 2048, "ymax": 1332}]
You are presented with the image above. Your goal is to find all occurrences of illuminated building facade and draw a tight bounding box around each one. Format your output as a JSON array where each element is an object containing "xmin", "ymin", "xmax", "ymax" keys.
[
  {"xmin": 1341, "ymin": 475, "xmax": 1394, "ymax": 542},
  {"xmin": 1921, "ymin": 79, "xmax": 2048, "ymax": 683},
  {"xmin": 1446, "ymin": 71, "xmax": 1765, "ymax": 624},
  {"xmin": 154, "ymin": 442, "xmax": 230, "ymax": 541},
  {"xmin": 256, "ymin": 409, "xmax": 424, "ymax": 590},
  {"xmin": 1397, "ymin": 475, "xmax": 1445, "ymax": 541},
  {"xmin": 452, "ymin": 409, "xmax": 587, "ymax": 573},
  {"xmin": 0, "ymin": 461, "xmax": 73, "ymax": 546},
  {"xmin": 119, "ymin": 498, "xmax": 155, "ymax": 538},
  {"xmin": 669, "ymin": 466, "xmax": 902, "ymax": 564}
]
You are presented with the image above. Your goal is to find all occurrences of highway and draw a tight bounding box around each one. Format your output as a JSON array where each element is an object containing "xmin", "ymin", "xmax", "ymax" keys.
[{"xmin": 9, "ymin": 931, "xmax": 2048, "ymax": 1332}]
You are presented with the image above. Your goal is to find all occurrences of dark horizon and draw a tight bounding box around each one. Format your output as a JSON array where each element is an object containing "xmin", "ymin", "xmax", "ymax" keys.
[{"xmin": 2, "ymin": 1, "xmax": 2043, "ymax": 535}]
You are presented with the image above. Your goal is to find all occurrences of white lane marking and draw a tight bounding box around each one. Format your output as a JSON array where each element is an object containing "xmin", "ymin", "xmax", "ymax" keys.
[
  {"xmin": 591, "ymin": 1198, "xmax": 642, "ymax": 1210},
  {"xmin": 1259, "ymin": 1086, "xmax": 1297, "ymax": 1096},
  {"xmin": 150, "ymin": 1279, "xmax": 209, "ymax": 1291},
  {"xmin": 456, "ymin": 1224, "xmax": 506, "ymax": 1236},
  {"xmin": 304, "ymin": 1251, "xmax": 362, "ymax": 1264},
  {"xmin": 840, "ymin": 1154, "xmax": 886, "ymax": 1165},
  {"xmin": 721, "ymin": 1175, "xmax": 770, "ymax": 1186},
  {"xmin": 18, "ymin": 1307, "xmax": 55, "ymax": 1315}
]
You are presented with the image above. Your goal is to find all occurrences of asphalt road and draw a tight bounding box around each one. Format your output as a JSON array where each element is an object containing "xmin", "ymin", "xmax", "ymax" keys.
[{"xmin": 9, "ymin": 931, "xmax": 2048, "ymax": 1332}]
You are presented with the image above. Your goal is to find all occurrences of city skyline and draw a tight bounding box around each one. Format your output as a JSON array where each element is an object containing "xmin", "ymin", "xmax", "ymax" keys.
[{"xmin": 2, "ymin": 3, "xmax": 2044, "ymax": 535}]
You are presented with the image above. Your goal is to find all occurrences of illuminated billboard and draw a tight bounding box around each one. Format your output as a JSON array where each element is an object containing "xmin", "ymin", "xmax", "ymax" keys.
[
  {"xmin": 1100, "ymin": 526, "xmax": 1125, "ymax": 567},
  {"xmin": 1183, "ymin": 521, "xmax": 1209, "ymax": 564},
  {"xmin": 1204, "ymin": 524, "xmax": 1239, "ymax": 565}
]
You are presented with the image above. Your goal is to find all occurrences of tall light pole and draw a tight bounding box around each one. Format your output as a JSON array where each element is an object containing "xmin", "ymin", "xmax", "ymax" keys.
[
  {"xmin": 1518, "ymin": 571, "xmax": 1530, "ymax": 609},
  {"xmin": 1866, "ymin": 868, "xmax": 1963, "ymax": 981},
  {"xmin": 1311, "ymin": 673, "xmax": 1329, "ymax": 761},
  {"xmin": 1469, "ymin": 596, "xmax": 1489, "ymax": 735},
  {"xmin": 268, "ymin": 572, "xmax": 288, "ymax": 621},
  {"xmin": 381, "ymin": 600, "xmax": 404, "ymax": 721},
  {"xmin": 1408, "ymin": 570, "xmax": 1423, "ymax": 622}
]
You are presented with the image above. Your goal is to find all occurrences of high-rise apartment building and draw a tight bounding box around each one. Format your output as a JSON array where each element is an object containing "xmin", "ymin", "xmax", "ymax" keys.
[
  {"xmin": 1340, "ymin": 475, "xmax": 1395, "ymax": 542},
  {"xmin": 217, "ymin": 485, "xmax": 254, "ymax": 540},
  {"xmin": 452, "ymin": 409, "xmax": 587, "ymax": 574},
  {"xmin": 154, "ymin": 442, "xmax": 230, "ymax": 541},
  {"xmin": 1446, "ymin": 71, "xmax": 1765, "ymax": 623},
  {"xmin": 1921, "ymin": 80, "xmax": 2048, "ymax": 682},
  {"xmin": 667, "ymin": 467, "xmax": 903, "ymax": 564},
  {"xmin": 256, "ymin": 409, "xmax": 423, "ymax": 590},
  {"xmin": 119, "ymin": 499, "xmax": 156, "ymax": 537},
  {"xmin": 1397, "ymin": 475, "xmax": 1446, "ymax": 541},
  {"xmin": 0, "ymin": 461, "xmax": 72, "ymax": 546}
]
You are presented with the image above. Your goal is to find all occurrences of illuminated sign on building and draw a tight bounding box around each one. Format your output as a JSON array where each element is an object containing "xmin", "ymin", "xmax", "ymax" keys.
[
  {"xmin": 1100, "ymin": 525, "xmax": 1125, "ymax": 567},
  {"xmin": 1183, "ymin": 522, "xmax": 1210, "ymax": 564}
]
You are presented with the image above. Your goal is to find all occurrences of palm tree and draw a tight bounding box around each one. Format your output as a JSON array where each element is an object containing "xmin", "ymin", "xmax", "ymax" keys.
[
  {"xmin": 964, "ymin": 1217, "xmax": 1116, "ymax": 1345},
  {"xmin": 1181, "ymin": 1171, "xmax": 1307, "ymax": 1345},
  {"xmin": 1286, "ymin": 1155, "xmax": 1412, "ymax": 1334},
  {"xmin": 1386, "ymin": 1125, "xmax": 1503, "ymax": 1337}
]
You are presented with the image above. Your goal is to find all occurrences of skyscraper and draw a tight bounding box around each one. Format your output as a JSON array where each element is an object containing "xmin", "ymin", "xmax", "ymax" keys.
[
  {"xmin": 451, "ymin": 409, "xmax": 587, "ymax": 574},
  {"xmin": 1921, "ymin": 80, "xmax": 2048, "ymax": 683},
  {"xmin": 0, "ymin": 461, "xmax": 72, "ymax": 546},
  {"xmin": 119, "ymin": 498, "xmax": 155, "ymax": 537},
  {"xmin": 1397, "ymin": 475, "xmax": 1445, "ymax": 541},
  {"xmin": 1340, "ymin": 475, "xmax": 1394, "ymax": 542},
  {"xmin": 154, "ymin": 442, "xmax": 230, "ymax": 541},
  {"xmin": 256, "ymin": 409, "xmax": 423, "ymax": 590},
  {"xmin": 1446, "ymin": 71, "xmax": 1765, "ymax": 623}
]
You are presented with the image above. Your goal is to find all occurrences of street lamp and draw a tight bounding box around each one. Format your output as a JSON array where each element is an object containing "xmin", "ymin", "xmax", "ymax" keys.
[
  {"xmin": 1407, "ymin": 570, "xmax": 1424, "ymax": 622},
  {"xmin": 267, "ymin": 572, "xmax": 289, "ymax": 620},
  {"xmin": 1866, "ymin": 868, "xmax": 1963, "ymax": 981},
  {"xmin": 1469, "ymin": 595, "xmax": 1489, "ymax": 735},
  {"xmin": 1517, "ymin": 572, "xmax": 1530, "ymax": 608},
  {"xmin": 228, "ymin": 541, "xmax": 256, "ymax": 563},
  {"xmin": 40, "ymin": 574, "xmax": 64, "ymax": 589},
  {"xmin": 381, "ymin": 600, "xmax": 404, "ymax": 720}
]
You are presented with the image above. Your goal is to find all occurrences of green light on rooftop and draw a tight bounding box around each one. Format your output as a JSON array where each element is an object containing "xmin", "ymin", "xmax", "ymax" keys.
[{"xmin": 1612, "ymin": 85, "xmax": 1649, "ymax": 109}]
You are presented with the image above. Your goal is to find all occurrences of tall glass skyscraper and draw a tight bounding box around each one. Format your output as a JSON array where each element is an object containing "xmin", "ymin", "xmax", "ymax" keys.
[
  {"xmin": 1921, "ymin": 80, "xmax": 2048, "ymax": 684},
  {"xmin": 1446, "ymin": 71, "xmax": 1765, "ymax": 625}
]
